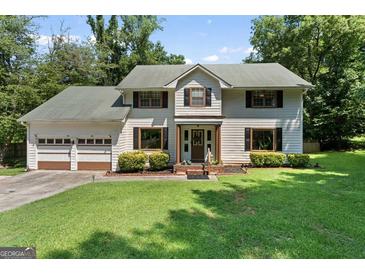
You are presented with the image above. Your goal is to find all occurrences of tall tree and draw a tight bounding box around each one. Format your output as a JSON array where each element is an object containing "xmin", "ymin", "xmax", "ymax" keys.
[
  {"xmin": 0, "ymin": 16, "xmax": 39, "ymax": 162},
  {"xmin": 34, "ymin": 26, "xmax": 103, "ymax": 100},
  {"xmin": 245, "ymin": 16, "xmax": 365, "ymax": 148},
  {"xmin": 87, "ymin": 15, "xmax": 185, "ymax": 85}
]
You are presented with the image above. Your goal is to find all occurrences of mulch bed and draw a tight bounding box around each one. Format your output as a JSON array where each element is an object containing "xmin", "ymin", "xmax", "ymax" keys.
[{"xmin": 105, "ymin": 168, "xmax": 175, "ymax": 176}]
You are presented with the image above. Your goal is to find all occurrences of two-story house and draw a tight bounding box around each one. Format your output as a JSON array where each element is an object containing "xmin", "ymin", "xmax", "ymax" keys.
[{"xmin": 19, "ymin": 63, "xmax": 313, "ymax": 171}]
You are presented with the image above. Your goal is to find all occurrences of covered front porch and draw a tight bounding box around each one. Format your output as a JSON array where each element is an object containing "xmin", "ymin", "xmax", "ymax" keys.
[{"xmin": 175, "ymin": 120, "xmax": 222, "ymax": 164}]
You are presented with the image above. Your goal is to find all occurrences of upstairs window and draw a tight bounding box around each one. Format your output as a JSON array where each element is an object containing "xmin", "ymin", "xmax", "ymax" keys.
[
  {"xmin": 139, "ymin": 91, "xmax": 162, "ymax": 108},
  {"xmin": 252, "ymin": 91, "xmax": 277, "ymax": 107},
  {"xmin": 190, "ymin": 88, "xmax": 205, "ymax": 106},
  {"xmin": 246, "ymin": 90, "xmax": 283, "ymax": 108}
]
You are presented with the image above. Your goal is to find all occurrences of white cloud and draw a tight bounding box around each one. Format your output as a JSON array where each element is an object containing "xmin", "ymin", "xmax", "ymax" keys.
[
  {"xmin": 244, "ymin": 46, "xmax": 257, "ymax": 55},
  {"xmin": 207, "ymin": 19, "xmax": 212, "ymax": 25},
  {"xmin": 89, "ymin": 34, "xmax": 96, "ymax": 43},
  {"xmin": 36, "ymin": 35, "xmax": 52, "ymax": 46},
  {"xmin": 184, "ymin": 58, "xmax": 193, "ymax": 65},
  {"xmin": 203, "ymin": 55, "xmax": 219, "ymax": 62},
  {"xmin": 35, "ymin": 34, "xmax": 81, "ymax": 46},
  {"xmin": 219, "ymin": 46, "xmax": 244, "ymax": 54}
]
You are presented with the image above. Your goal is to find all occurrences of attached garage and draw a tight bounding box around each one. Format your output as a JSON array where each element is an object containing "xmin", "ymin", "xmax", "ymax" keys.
[
  {"xmin": 18, "ymin": 86, "xmax": 131, "ymax": 171},
  {"xmin": 77, "ymin": 138, "xmax": 112, "ymax": 170},
  {"xmin": 37, "ymin": 138, "xmax": 72, "ymax": 170}
]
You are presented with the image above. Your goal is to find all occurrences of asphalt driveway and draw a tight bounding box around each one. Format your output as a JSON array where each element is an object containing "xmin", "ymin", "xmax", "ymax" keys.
[{"xmin": 0, "ymin": 170, "xmax": 105, "ymax": 212}]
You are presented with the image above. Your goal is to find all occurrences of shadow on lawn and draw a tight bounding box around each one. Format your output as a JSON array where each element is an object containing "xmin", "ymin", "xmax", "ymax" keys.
[{"xmin": 47, "ymin": 153, "xmax": 365, "ymax": 259}]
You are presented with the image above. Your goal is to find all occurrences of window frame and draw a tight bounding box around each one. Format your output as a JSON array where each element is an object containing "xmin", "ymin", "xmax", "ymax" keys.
[
  {"xmin": 139, "ymin": 127, "xmax": 164, "ymax": 151},
  {"xmin": 138, "ymin": 91, "xmax": 163, "ymax": 108},
  {"xmin": 251, "ymin": 90, "xmax": 278, "ymax": 108},
  {"xmin": 77, "ymin": 138, "xmax": 112, "ymax": 146},
  {"xmin": 38, "ymin": 138, "xmax": 72, "ymax": 146},
  {"xmin": 250, "ymin": 128, "xmax": 277, "ymax": 151},
  {"xmin": 189, "ymin": 87, "xmax": 206, "ymax": 107}
]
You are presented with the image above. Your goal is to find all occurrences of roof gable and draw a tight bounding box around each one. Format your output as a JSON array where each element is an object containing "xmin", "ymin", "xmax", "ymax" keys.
[{"xmin": 164, "ymin": 64, "xmax": 232, "ymax": 88}]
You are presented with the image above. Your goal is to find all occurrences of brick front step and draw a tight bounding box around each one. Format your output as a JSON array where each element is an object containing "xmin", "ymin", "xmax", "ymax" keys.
[
  {"xmin": 186, "ymin": 170, "xmax": 206, "ymax": 176},
  {"xmin": 174, "ymin": 164, "xmax": 224, "ymax": 175}
]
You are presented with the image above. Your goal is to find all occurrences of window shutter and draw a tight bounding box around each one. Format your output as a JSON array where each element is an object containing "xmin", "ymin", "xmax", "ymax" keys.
[
  {"xmin": 276, "ymin": 128, "xmax": 282, "ymax": 151},
  {"xmin": 133, "ymin": 92, "xmax": 139, "ymax": 108},
  {"xmin": 245, "ymin": 128, "xmax": 251, "ymax": 151},
  {"xmin": 277, "ymin": 90, "xmax": 283, "ymax": 108},
  {"xmin": 163, "ymin": 127, "xmax": 168, "ymax": 150},
  {"xmin": 205, "ymin": 88, "xmax": 212, "ymax": 106},
  {"xmin": 162, "ymin": 91, "xmax": 168, "ymax": 108},
  {"xmin": 184, "ymin": 88, "xmax": 190, "ymax": 106},
  {"xmin": 133, "ymin": 127, "xmax": 139, "ymax": 149},
  {"xmin": 246, "ymin": 91, "xmax": 252, "ymax": 108}
]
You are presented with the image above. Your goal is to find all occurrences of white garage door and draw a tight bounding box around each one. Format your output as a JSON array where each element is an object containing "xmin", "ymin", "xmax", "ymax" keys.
[
  {"xmin": 37, "ymin": 138, "xmax": 71, "ymax": 170},
  {"xmin": 77, "ymin": 138, "xmax": 112, "ymax": 170}
]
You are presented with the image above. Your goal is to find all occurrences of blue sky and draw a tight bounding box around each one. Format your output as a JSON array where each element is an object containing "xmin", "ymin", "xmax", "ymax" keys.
[{"xmin": 33, "ymin": 16, "xmax": 257, "ymax": 64}]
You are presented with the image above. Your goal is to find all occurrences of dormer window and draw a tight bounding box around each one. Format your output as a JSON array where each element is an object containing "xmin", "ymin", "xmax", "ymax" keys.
[
  {"xmin": 191, "ymin": 88, "xmax": 205, "ymax": 106},
  {"xmin": 183, "ymin": 87, "xmax": 212, "ymax": 107}
]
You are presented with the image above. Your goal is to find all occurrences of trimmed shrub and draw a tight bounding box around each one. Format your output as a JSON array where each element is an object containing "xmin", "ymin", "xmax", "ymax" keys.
[
  {"xmin": 250, "ymin": 152, "xmax": 286, "ymax": 167},
  {"xmin": 287, "ymin": 153, "xmax": 310, "ymax": 168},
  {"xmin": 149, "ymin": 152, "xmax": 170, "ymax": 171},
  {"xmin": 118, "ymin": 151, "xmax": 148, "ymax": 172}
]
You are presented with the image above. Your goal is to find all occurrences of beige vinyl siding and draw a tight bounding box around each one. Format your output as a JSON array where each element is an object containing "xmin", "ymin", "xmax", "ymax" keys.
[
  {"xmin": 119, "ymin": 89, "xmax": 176, "ymax": 164},
  {"xmin": 221, "ymin": 89, "xmax": 303, "ymax": 163},
  {"xmin": 175, "ymin": 68, "xmax": 222, "ymax": 116}
]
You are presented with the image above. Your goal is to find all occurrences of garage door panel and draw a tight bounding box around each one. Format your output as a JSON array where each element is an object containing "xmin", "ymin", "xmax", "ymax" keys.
[
  {"xmin": 78, "ymin": 153, "xmax": 111, "ymax": 162},
  {"xmin": 38, "ymin": 153, "xmax": 71, "ymax": 161},
  {"xmin": 38, "ymin": 145, "xmax": 71, "ymax": 170},
  {"xmin": 78, "ymin": 162, "xmax": 111, "ymax": 170},
  {"xmin": 77, "ymin": 145, "xmax": 111, "ymax": 170},
  {"xmin": 38, "ymin": 146, "xmax": 71, "ymax": 153},
  {"xmin": 77, "ymin": 146, "xmax": 111, "ymax": 153},
  {"xmin": 38, "ymin": 161, "xmax": 71, "ymax": 170}
]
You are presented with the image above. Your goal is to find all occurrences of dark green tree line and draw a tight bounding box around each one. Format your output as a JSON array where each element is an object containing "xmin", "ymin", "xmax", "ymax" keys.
[{"xmin": 245, "ymin": 15, "xmax": 365, "ymax": 148}]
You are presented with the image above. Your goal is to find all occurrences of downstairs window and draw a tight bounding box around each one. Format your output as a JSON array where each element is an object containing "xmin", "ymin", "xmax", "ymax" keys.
[
  {"xmin": 251, "ymin": 129, "xmax": 275, "ymax": 151},
  {"xmin": 140, "ymin": 128, "xmax": 162, "ymax": 150}
]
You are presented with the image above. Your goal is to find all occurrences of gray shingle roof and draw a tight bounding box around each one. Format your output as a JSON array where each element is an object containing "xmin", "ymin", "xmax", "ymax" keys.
[
  {"xmin": 19, "ymin": 86, "xmax": 130, "ymax": 122},
  {"xmin": 117, "ymin": 63, "xmax": 313, "ymax": 89}
]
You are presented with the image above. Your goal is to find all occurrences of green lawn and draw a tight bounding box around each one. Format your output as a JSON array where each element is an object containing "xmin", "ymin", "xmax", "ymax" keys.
[
  {"xmin": 0, "ymin": 151, "xmax": 364, "ymax": 258},
  {"xmin": 0, "ymin": 167, "xmax": 25, "ymax": 176}
]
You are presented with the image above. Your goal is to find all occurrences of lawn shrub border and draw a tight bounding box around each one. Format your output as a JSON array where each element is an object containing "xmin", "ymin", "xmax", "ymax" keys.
[
  {"xmin": 149, "ymin": 151, "xmax": 170, "ymax": 171},
  {"xmin": 250, "ymin": 152, "xmax": 286, "ymax": 167},
  {"xmin": 287, "ymin": 153, "xmax": 310, "ymax": 168},
  {"xmin": 118, "ymin": 151, "xmax": 148, "ymax": 172}
]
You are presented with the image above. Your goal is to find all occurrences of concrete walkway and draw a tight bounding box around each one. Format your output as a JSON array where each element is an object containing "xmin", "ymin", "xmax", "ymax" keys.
[{"xmin": 0, "ymin": 171, "xmax": 217, "ymax": 212}]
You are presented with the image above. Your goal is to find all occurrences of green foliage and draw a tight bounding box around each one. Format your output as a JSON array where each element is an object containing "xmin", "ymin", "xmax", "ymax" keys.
[
  {"xmin": 245, "ymin": 16, "xmax": 365, "ymax": 148},
  {"xmin": 86, "ymin": 15, "xmax": 185, "ymax": 85},
  {"xmin": 118, "ymin": 151, "xmax": 148, "ymax": 172},
  {"xmin": 287, "ymin": 154, "xmax": 310, "ymax": 168},
  {"xmin": 148, "ymin": 151, "xmax": 170, "ymax": 171},
  {"xmin": 250, "ymin": 152, "xmax": 286, "ymax": 167}
]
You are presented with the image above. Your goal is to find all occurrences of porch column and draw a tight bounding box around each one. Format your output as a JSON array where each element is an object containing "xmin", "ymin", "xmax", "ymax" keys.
[
  {"xmin": 176, "ymin": 125, "xmax": 181, "ymax": 164},
  {"xmin": 215, "ymin": 125, "xmax": 222, "ymax": 163}
]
